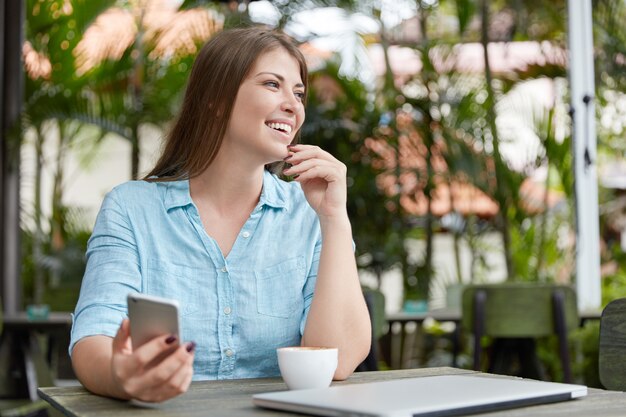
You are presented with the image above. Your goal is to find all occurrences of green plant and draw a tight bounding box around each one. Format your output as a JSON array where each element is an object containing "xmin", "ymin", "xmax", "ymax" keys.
[
  {"xmin": 23, "ymin": 0, "xmax": 117, "ymax": 307},
  {"xmin": 569, "ymin": 321, "xmax": 601, "ymax": 387},
  {"xmin": 21, "ymin": 0, "xmax": 222, "ymax": 308},
  {"xmin": 301, "ymin": 62, "xmax": 408, "ymax": 286},
  {"xmin": 21, "ymin": 206, "xmax": 89, "ymax": 311}
]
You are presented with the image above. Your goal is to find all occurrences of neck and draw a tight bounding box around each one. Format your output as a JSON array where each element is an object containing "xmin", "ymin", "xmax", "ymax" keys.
[{"xmin": 189, "ymin": 154, "xmax": 265, "ymax": 215}]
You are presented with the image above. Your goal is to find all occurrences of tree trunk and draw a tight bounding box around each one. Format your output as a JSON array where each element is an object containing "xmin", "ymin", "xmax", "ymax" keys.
[
  {"xmin": 448, "ymin": 180, "xmax": 463, "ymax": 284},
  {"xmin": 418, "ymin": 0, "xmax": 434, "ymax": 298},
  {"xmin": 33, "ymin": 125, "xmax": 45, "ymax": 305},
  {"xmin": 480, "ymin": 0, "xmax": 513, "ymax": 279},
  {"xmin": 131, "ymin": 126, "xmax": 140, "ymax": 180},
  {"xmin": 378, "ymin": 10, "xmax": 411, "ymax": 298},
  {"xmin": 536, "ymin": 108, "xmax": 555, "ymax": 279},
  {"xmin": 130, "ymin": 6, "xmax": 146, "ymax": 179}
]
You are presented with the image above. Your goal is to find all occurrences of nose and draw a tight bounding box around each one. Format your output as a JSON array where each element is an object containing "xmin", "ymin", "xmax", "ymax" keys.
[
  {"xmin": 280, "ymin": 102, "xmax": 293, "ymax": 113},
  {"xmin": 280, "ymin": 92, "xmax": 299, "ymax": 114}
]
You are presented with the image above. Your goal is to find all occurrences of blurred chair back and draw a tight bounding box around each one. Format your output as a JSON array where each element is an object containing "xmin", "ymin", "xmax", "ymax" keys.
[
  {"xmin": 445, "ymin": 283, "xmax": 465, "ymax": 309},
  {"xmin": 357, "ymin": 288, "xmax": 386, "ymax": 372},
  {"xmin": 462, "ymin": 283, "xmax": 578, "ymax": 382},
  {"xmin": 599, "ymin": 298, "xmax": 626, "ymax": 390}
]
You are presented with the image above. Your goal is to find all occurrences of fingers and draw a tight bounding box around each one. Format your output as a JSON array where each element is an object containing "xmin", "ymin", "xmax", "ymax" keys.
[
  {"xmin": 142, "ymin": 343, "xmax": 194, "ymax": 388},
  {"xmin": 131, "ymin": 333, "xmax": 180, "ymax": 369},
  {"xmin": 141, "ymin": 343, "xmax": 196, "ymax": 400},
  {"xmin": 119, "ymin": 342, "xmax": 196, "ymax": 403},
  {"xmin": 163, "ymin": 346, "xmax": 195, "ymax": 392},
  {"xmin": 112, "ymin": 319, "xmax": 131, "ymax": 354},
  {"xmin": 283, "ymin": 145, "xmax": 346, "ymax": 181},
  {"xmin": 110, "ymin": 319, "xmax": 196, "ymax": 402},
  {"xmin": 285, "ymin": 144, "xmax": 337, "ymax": 164},
  {"xmin": 284, "ymin": 160, "xmax": 343, "ymax": 183}
]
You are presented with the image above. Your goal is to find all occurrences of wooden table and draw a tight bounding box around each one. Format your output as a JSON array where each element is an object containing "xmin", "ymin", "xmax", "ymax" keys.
[
  {"xmin": 38, "ymin": 367, "xmax": 626, "ymax": 417},
  {"xmin": 2, "ymin": 312, "xmax": 72, "ymax": 399},
  {"xmin": 3, "ymin": 312, "xmax": 73, "ymax": 330}
]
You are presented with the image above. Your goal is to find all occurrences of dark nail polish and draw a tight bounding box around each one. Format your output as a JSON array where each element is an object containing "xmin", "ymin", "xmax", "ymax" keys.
[
  {"xmin": 165, "ymin": 335, "xmax": 177, "ymax": 344},
  {"xmin": 186, "ymin": 342, "xmax": 196, "ymax": 353}
]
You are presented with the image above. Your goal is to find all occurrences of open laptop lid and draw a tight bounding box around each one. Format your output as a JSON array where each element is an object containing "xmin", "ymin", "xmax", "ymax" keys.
[{"xmin": 253, "ymin": 374, "xmax": 587, "ymax": 417}]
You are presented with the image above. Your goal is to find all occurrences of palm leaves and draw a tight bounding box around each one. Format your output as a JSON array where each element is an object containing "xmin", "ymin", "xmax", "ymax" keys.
[
  {"xmin": 20, "ymin": 0, "xmax": 597, "ymax": 307},
  {"xmin": 20, "ymin": 0, "xmax": 221, "ymax": 307},
  {"xmin": 299, "ymin": 0, "xmax": 577, "ymax": 293}
]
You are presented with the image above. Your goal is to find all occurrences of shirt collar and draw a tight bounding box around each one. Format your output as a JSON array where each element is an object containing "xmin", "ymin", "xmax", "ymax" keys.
[
  {"xmin": 162, "ymin": 170, "xmax": 289, "ymax": 211},
  {"xmin": 260, "ymin": 170, "xmax": 289, "ymax": 210},
  {"xmin": 163, "ymin": 179, "xmax": 193, "ymax": 211}
]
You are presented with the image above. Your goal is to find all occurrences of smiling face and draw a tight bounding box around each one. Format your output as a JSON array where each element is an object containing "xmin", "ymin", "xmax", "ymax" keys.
[{"xmin": 220, "ymin": 47, "xmax": 306, "ymax": 165}]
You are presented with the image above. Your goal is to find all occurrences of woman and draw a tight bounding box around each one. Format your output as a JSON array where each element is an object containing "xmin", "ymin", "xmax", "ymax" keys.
[{"xmin": 70, "ymin": 26, "xmax": 371, "ymax": 403}]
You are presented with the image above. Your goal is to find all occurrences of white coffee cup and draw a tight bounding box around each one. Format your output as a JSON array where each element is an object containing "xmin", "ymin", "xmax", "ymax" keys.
[{"xmin": 277, "ymin": 346, "xmax": 338, "ymax": 390}]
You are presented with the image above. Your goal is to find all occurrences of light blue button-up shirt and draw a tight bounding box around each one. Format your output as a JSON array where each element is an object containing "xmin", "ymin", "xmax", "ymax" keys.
[{"xmin": 70, "ymin": 170, "xmax": 321, "ymax": 380}]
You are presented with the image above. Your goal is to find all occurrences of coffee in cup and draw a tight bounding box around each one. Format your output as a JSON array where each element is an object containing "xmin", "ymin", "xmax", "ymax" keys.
[{"xmin": 277, "ymin": 346, "xmax": 338, "ymax": 390}]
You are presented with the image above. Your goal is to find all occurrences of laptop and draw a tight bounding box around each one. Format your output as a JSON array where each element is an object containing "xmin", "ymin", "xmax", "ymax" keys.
[{"xmin": 252, "ymin": 374, "xmax": 587, "ymax": 417}]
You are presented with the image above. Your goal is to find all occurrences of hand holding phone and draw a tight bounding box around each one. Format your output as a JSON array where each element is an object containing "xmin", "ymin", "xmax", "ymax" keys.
[
  {"xmin": 107, "ymin": 294, "xmax": 194, "ymax": 402},
  {"xmin": 127, "ymin": 293, "xmax": 181, "ymax": 349}
]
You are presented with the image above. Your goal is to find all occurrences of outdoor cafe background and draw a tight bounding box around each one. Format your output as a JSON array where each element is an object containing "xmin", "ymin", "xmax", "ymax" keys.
[{"xmin": 4, "ymin": 0, "xmax": 626, "ymax": 390}]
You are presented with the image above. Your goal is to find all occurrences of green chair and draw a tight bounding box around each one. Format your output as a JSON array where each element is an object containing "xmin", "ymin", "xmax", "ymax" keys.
[
  {"xmin": 461, "ymin": 283, "xmax": 578, "ymax": 382},
  {"xmin": 599, "ymin": 298, "xmax": 626, "ymax": 390}
]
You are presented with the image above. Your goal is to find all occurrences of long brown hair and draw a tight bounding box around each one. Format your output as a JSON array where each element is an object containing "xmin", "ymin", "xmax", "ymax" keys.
[{"xmin": 145, "ymin": 26, "xmax": 308, "ymax": 181}]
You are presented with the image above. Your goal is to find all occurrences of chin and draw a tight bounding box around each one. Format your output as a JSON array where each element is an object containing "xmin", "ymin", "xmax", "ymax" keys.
[
  {"xmin": 259, "ymin": 152, "xmax": 287, "ymax": 167},
  {"xmin": 273, "ymin": 146, "xmax": 290, "ymax": 160}
]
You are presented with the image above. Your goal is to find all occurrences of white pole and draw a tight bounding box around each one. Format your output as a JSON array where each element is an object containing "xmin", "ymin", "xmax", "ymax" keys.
[{"xmin": 567, "ymin": 0, "xmax": 601, "ymax": 311}]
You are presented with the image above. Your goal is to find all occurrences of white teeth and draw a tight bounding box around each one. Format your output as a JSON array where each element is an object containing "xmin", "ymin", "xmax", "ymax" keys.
[{"xmin": 266, "ymin": 122, "xmax": 293, "ymax": 134}]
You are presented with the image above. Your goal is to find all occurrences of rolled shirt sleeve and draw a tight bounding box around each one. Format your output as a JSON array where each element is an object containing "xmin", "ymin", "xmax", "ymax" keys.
[{"xmin": 70, "ymin": 188, "xmax": 141, "ymax": 355}]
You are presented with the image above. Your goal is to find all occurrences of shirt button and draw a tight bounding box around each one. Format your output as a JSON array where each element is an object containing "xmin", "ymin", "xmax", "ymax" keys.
[
  {"xmin": 242, "ymin": 231, "xmax": 250, "ymax": 238},
  {"xmin": 223, "ymin": 306, "xmax": 232, "ymax": 315},
  {"xmin": 221, "ymin": 267, "xmax": 227, "ymax": 273},
  {"xmin": 225, "ymin": 349, "xmax": 234, "ymax": 357}
]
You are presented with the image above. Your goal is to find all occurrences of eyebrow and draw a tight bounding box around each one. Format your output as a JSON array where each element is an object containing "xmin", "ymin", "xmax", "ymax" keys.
[{"xmin": 255, "ymin": 71, "xmax": 305, "ymax": 89}]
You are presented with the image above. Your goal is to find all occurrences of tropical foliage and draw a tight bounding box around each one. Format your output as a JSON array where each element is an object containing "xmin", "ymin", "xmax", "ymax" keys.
[
  {"xmin": 19, "ymin": 1, "xmax": 626, "ymax": 322},
  {"xmin": 21, "ymin": 0, "xmax": 221, "ymax": 308}
]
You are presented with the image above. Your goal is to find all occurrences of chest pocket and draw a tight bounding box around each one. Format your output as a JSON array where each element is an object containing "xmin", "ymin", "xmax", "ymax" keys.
[
  {"xmin": 145, "ymin": 259, "xmax": 212, "ymax": 316},
  {"xmin": 255, "ymin": 256, "xmax": 306, "ymax": 318}
]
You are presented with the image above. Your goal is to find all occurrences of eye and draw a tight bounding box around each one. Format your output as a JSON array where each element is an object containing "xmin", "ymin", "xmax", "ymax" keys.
[
  {"xmin": 264, "ymin": 80, "xmax": 279, "ymax": 89},
  {"xmin": 294, "ymin": 91, "xmax": 306, "ymax": 101}
]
